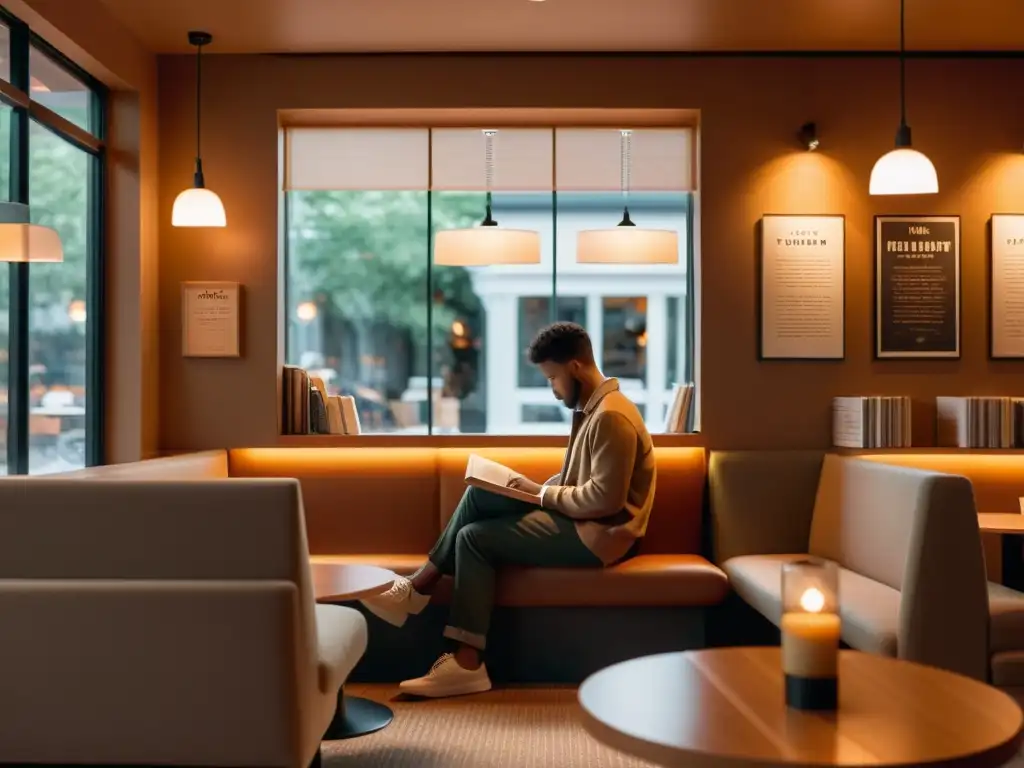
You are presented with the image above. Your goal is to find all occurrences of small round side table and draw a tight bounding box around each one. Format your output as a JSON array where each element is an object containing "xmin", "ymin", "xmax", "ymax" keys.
[{"xmin": 311, "ymin": 562, "xmax": 396, "ymax": 740}]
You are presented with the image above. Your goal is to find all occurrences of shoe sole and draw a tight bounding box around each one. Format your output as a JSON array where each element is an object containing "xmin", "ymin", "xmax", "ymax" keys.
[
  {"xmin": 399, "ymin": 678, "xmax": 493, "ymax": 699},
  {"xmin": 360, "ymin": 589, "xmax": 430, "ymax": 628},
  {"xmin": 360, "ymin": 599, "xmax": 408, "ymax": 627}
]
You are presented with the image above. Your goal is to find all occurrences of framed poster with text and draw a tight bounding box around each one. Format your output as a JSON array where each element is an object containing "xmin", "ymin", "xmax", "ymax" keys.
[
  {"xmin": 759, "ymin": 214, "xmax": 845, "ymax": 360},
  {"xmin": 181, "ymin": 281, "xmax": 241, "ymax": 358},
  {"xmin": 875, "ymin": 215, "xmax": 960, "ymax": 359},
  {"xmin": 989, "ymin": 214, "xmax": 1024, "ymax": 359}
]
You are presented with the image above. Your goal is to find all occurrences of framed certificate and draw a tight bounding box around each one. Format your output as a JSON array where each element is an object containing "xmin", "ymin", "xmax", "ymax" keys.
[
  {"xmin": 758, "ymin": 214, "xmax": 845, "ymax": 360},
  {"xmin": 875, "ymin": 215, "xmax": 960, "ymax": 359},
  {"xmin": 181, "ymin": 281, "xmax": 241, "ymax": 358},
  {"xmin": 990, "ymin": 214, "xmax": 1024, "ymax": 359}
]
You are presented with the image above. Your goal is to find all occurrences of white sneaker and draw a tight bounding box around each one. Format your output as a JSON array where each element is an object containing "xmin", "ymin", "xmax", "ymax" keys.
[
  {"xmin": 399, "ymin": 653, "xmax": 492, "ymax": 698},
  {"xmin": 360, "ymin": 576, "xmax": 430, "ymax": 627}
]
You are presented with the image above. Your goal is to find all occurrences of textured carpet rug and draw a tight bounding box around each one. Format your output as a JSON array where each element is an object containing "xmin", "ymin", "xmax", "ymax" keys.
[
  {"xmin": 321, "ymin": 686, "xmax": 657, "ymax": 767},
  {"xmin": 325, "ymin": 685, "xmax": 1024, "ymax": 768}
]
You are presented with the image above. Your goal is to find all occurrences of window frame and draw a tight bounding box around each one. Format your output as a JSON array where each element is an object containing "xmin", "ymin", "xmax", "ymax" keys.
[
  {"xmin": 282, "ymin": 126, "xmax": 697, "ymax": 438},
  {"xmin": 0, "ymin": 8, "xmax": 107, "ymax": 473}
]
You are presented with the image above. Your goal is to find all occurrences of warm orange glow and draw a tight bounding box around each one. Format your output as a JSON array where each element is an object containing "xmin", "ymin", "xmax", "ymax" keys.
[
  {"xmin": 296, "ymin": 301, "xmax": 318, "ymax": 322},
  {"xmin": 230, "ymin": 447, "xmax": 439, "ymax": 476},
  {"xmin": 748, "ymin": 150, "xmax": 856, "ymax": 216},
  {"xmin": 799, "ymin": 587, "xmax": 826, "ymax": 613},
  {"xmin": 962, "ymin": 152, "xmax": 1024, "ymax": 212},
  {"xmin": 231, "ymin": 445, "xmax": 704, "ymax": 475},
  {"xmin": 857, "ymin": 452, "xmax": 1024, "ymax": 514},
  {"xmin": 857, "ymin": 452, "xmax": 1024, "ymax": 474},
  {"xmin": 67, "ymin": 299, "xmax": 87, "ymax": 323}
]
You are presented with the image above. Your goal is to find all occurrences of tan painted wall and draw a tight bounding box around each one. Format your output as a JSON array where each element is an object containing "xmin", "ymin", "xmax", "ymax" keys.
[
  {"xmin": 6, "ymin": 0, "xmax": 161, "ymax": 462},
  {"xmin": 157, "ymin": 54, "xmax": 1024, "ymax": 451}
]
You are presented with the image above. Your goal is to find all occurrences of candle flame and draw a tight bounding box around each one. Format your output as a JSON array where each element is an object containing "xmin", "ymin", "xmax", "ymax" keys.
[{"xmin": 800, "ymin": 587, "xmax": 826, "ymax": 613}]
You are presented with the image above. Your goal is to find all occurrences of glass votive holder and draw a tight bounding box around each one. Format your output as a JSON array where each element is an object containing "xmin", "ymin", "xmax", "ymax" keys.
[{"xmin": 781, "ymin": 558, "xmax": 840, "ymax": 711}]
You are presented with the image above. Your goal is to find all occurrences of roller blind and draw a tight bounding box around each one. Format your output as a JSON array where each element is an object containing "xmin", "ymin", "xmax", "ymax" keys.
[
  {"xmin": 282, "ymin": 126, "xmax": 693, "ymax": 192},
  {"xmin": 555, "ymin": 128, "xmax": 694, "ymax": 191},
  {"xmin": 283, "ymin": 127, "xmax": 429, "ymax": 190},
  {"xmin": 430, "ymin": 129, "xmax": 553, "ymax": 191}
]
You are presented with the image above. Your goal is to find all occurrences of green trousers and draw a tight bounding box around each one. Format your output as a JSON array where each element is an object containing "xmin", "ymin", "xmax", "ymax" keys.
[{"xmin": 427, "ymin": 486, "xmax": 602, "ymax": 650}]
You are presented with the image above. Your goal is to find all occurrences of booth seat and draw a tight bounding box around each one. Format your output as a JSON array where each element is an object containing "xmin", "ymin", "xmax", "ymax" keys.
[
  {"xmin": 0, "ymin": 476, "xmax": 359, "ymax": 768},
  {"xmin": 851, "ymin": 452, "xmax": 1024, "ymax": 700},
  {"xmin": 708, "ymin": 450, "xmax": 1010, "ymax": 687},
  {"xmin": 59, "ymin": 446, "xmax": 727, "ymax": 682}
]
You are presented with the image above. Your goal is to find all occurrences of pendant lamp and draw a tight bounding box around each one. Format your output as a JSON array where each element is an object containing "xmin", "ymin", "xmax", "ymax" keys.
[
  {"xmin": 0, "ymin": 202, "xmax": 63, "ymax": 263},
  {"xmin": 172, "ymin": 31, "xmax": 227, "ymax": 227},
  {"xmin": 869, "ymin": 0, "xmax": 938, "ymax": 196},
  {"xmin": 576, "ymin": 130, "xmax": 678, "ymax": 264},
  {"xmin": 433, "ymin": 129, "xmax": 541, "ymax": 266}
]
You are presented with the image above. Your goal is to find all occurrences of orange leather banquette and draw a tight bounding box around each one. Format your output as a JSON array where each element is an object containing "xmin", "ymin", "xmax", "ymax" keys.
[{"xmin": 229, "ymin": 446, "xmax": 729, "ymax": 608}]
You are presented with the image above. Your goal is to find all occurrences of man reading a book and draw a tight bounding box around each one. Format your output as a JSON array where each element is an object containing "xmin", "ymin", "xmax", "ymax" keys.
[{"xmin": 361, "ymin": 322, "xmax": 656, "ymax": 698}]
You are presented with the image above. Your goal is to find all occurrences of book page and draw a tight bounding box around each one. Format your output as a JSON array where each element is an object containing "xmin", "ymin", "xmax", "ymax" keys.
[
  {"xmin": 464, "ymin": 454, "xmax": 541, "ymax": 506},
  {"xmin": 466, "ymin": 454, "xmax": 520, "ymax": 485}
]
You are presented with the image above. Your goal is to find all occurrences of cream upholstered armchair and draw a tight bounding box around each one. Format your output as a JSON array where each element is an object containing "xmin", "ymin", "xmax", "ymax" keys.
[{"xmin": 0, "ymin": 477, "xmax": 366, "ymax": 768}]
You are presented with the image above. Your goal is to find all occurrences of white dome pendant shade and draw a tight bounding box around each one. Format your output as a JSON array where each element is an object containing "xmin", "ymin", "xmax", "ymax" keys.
[
  {"xmin": 869, "ymin": 0, "xmax": 938, "ymax": 196},
  {"xmin": 576, "ymin": 208, "xmax": 678, "ymax": 265},
  {"xmin": 433, "ymin": 129, "xmax": 541, "ymax": 267},
  {"xmin": 172, "ymin": 180, "xmax": 227, "ymax": 227},
  {"xmin": 576, "ymin": 129, "xmax": 679, "ymax": 265},
  {"xmin": 172, "ymin": 31, "xmax": 226, "ymax": 228},
  {"xmin": 869, "ymin": 126, "xmax": 938, "ymax": 195},
  {"xmin": 0, "ymin": 202, "xmax": 63, "ymax": 263}
]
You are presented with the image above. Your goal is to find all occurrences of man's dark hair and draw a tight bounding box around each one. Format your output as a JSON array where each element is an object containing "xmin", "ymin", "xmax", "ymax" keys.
[{"xmin": 527, "ymin": 322, "xmax": 595, "ymax": 365}]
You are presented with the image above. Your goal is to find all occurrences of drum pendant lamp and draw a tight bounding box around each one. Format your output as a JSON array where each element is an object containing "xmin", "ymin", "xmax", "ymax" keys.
[{"xmin": 576, "ymin": 130, "xmax": 678, "ymax": 264}]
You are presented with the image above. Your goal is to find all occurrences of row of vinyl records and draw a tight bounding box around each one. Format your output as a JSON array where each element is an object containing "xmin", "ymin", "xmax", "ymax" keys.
[
  {"xmin": 282, "ymin": 365, "xmax": 362, "ymax": 435},
  {"xmin": 832, "ymin": 395, "xmax": 1024, "ymax": 449}
]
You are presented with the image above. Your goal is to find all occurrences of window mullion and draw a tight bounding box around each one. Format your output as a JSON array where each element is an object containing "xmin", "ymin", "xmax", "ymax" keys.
[{"xmin": 6, "ymin": 17, "xmax": 30, "ymax": 475}]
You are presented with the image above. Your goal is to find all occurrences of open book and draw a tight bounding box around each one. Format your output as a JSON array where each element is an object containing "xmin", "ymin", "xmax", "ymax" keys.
[{"xmin": 464, "ymin": 454, "xmax": 543, "ymax": 506}]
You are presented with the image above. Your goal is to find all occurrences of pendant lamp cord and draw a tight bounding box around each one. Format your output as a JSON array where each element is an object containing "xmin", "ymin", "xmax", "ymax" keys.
[
  {"xmin": 482, "ymin": 129, "xmax": 497, "ymax": 226},
  {"xmin": 619, "ymin": 129, "xmax": 635, "ymax": 227},
  {"xmin": 898, "ymin": 0, "xmax": 906, "ymax": 128},
  {"xmin": 193, "ymin": 39, "xmax": 205, "ymax": 188}
]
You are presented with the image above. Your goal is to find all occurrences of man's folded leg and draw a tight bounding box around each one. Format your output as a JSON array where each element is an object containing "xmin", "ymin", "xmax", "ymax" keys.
[
  {"xmin": 400, "ymin": 509, "xmax": 602, "ymax": 698},
  {"xmin": 361, "ymin": 486, "xmax": 534, "ymax": 627}
]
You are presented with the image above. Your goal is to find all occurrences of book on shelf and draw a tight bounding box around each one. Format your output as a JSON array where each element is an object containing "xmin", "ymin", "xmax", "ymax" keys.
[
  {"xmin": 663, "ymin": 383, "xmax": 695, "ymax": 434},
  {"xmin": 281, "ymin": 365, "xmax": 360, "ymax": 435},
  {"xmin": 282, "ymin": 365, "xmax": 310, "ymax": 435},
  {"xmin": 936, "ymin": 396, "xmax": 1021, "ymax": 448},
  {"xmin": 832, "ymin": 396, "xmax": 912, "ymax": 448},
  {"xmin": 464, "ymin": 453, "xmax": 542, "ymax": 506}
]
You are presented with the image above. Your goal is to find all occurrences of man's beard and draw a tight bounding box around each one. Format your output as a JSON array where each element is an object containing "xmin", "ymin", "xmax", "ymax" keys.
[{"xmin": 562, "ymin": 376, "xmax": 582, "ymax": 410}]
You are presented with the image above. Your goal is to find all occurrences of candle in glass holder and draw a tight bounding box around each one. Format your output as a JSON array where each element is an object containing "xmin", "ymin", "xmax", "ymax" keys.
[{"xmin": 781, "ymin": 558, "xmax": 840, "ymax": 710}]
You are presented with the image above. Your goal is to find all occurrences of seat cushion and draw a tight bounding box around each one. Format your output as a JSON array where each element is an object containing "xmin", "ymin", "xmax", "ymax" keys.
[
  {"xmin": 312, "ymin": 554, "xmax": 729, "ymax": 608},
  {"xmin": 989, "ymin": 582, "xmax": 1024, "ymax": 656},
  {"xmin": 723, "ymin": 554, "xmax": 901, "ymax": 656},
  {"xmin": 988, "ymin": 579, "xmax": 1024, "ymax": 687},
  {"xmin": 992, "ymin": 651, "xmax": 1024, "ymax": 688},
  {"xmin": 314, "ymin": 604, "xmax": 368, "ymax": 695}
]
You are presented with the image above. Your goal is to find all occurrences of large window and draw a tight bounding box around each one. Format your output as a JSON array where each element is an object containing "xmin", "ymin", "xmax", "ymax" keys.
[
  {"xmin": 0, "ymin": 12, "xmax": 105, "ymax": 473},
  {"xmin": 284, "ymin": 126, "xmax": 695, "ymax": 436}
]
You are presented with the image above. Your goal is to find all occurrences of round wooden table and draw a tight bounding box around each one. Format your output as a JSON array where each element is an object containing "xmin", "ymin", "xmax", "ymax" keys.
[
  {"xmin": 311, "ymin": 562, "xmax": 397, "ymax": 740},
  {"xmin": 578, "ymin": 648, "xmax": 1024, "ymax": 768}
]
